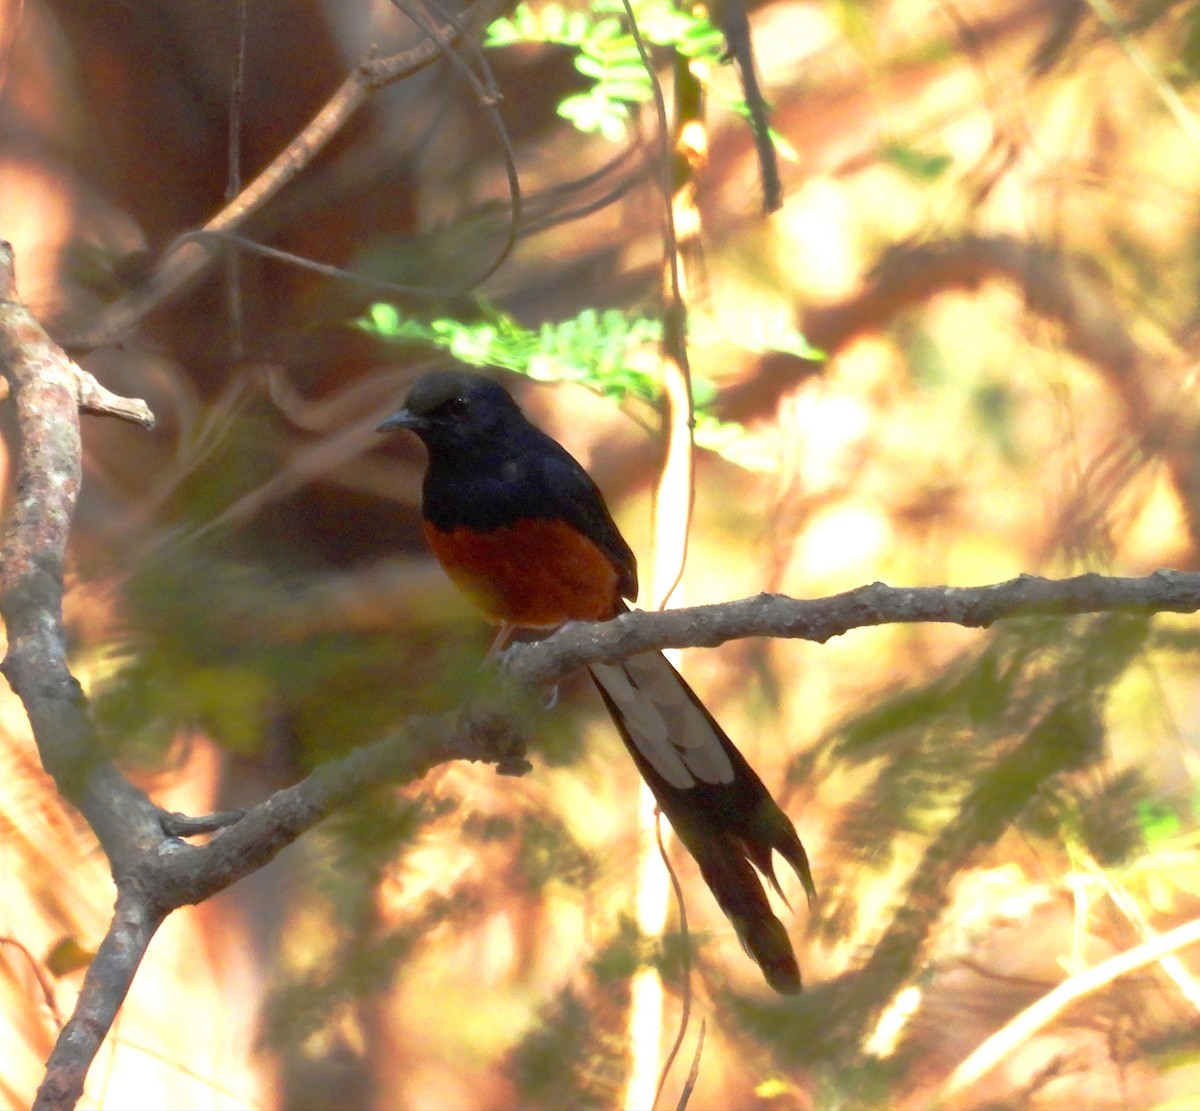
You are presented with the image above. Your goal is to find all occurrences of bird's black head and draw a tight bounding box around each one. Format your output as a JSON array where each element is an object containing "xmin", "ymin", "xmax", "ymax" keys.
[{"xmin": 378, "ymin": 371, "xmax": 524, "ymax": 454}]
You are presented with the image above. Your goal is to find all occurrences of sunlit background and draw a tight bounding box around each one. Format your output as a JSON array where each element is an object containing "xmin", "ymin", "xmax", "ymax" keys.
[{"xmin": 4, "ymin": 0, "xmax": 1200, "ymax": 1107}]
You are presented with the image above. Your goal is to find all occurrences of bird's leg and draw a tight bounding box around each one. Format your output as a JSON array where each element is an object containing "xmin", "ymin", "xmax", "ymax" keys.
[
  {"xmin": 485, "ymin": 622, "xmax": 557, "ymax": 704},
  {"xmin": 487, "ymin": 620, "xmax": 580, "ymax": 709},
  {"xmin": 534, "ymin": 619, "xmax": 582, "ymax": 710},
  {"xmin": 483, "ymin": 621, "xmax": 517, "ymax": 663}
]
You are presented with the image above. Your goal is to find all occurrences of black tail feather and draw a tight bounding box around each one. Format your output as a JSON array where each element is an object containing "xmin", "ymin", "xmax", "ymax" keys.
[{"xmin": 590, "ymin": 651, "xmax": 813, "ymax": 993}]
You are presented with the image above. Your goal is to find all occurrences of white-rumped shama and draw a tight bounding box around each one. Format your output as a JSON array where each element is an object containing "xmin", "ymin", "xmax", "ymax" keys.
[{"xmin": 379, "ymin": 370, "xmax": 814, "ymax": 993}]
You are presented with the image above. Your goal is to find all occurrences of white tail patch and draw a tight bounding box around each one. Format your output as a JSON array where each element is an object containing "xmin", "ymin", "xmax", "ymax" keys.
[{"xmin": 592, "ymin": 653, "xmax": 735, "ymax": 789}]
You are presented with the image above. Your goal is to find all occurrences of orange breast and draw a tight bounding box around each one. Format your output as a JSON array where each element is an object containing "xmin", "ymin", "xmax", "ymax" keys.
[{"xmin": 424, "ymin": 518, "xmax": 623, "ymax": 627}]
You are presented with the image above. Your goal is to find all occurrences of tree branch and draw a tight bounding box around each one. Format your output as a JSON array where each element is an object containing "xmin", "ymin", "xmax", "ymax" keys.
[
  {"xmin": 500, "ymin": 569, "xmax": 1200, "ymax": 688},
  {"xmin": 63, "ymin": 0, "xmax": 513, "ymax": 352},
  {"xmin": 1, "ymin": 242, "xmax": 165, "ymax": 1110},
  {"xmin": 0, "ymin": 242, "xmax": 162, "ymax": 864},
  {"xmin": 33, "ymin": 894, "xmax": 165, "ymax": 1111}
]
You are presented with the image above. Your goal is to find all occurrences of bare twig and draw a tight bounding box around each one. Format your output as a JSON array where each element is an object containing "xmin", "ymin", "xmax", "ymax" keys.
[
  {"xmin": 716, "ymin": 0, "xmax": 782, "ymax": 212},
  {"xmin": 1078, "ymin": 851, "xmax": 1200, "ymax": 1014},
  {"xmin": 620, "ymin": 15, "xmax": 695, "ymax": 1104},
  {"xmin": 61, "ymin": 1, "xmax": 507, "ymax": 352},
  {"xmin": 72, "ymin": 370, "xmax": 155, "ymax": 429},
  {"xmin": 389, "ymin": 0, "xmax": 523, "ymax": 290},
  {"xmin": 223, "ymin": 0, "xmax": 249, "ymax": 359},
  {"xmin": 0, "ymin": 243, "xmax": 163, "ymax": 1110},
  {"xmin": 652, "ymin": 811, "xmax": 693, "ymax": 1111},
  {"xmin": 674, "ymin": 1017, "xmax": 705, "ymax": 1111},
  {"xmin": 934, "ymin": 915, "xmax": 1200, "ymax": 1104}
]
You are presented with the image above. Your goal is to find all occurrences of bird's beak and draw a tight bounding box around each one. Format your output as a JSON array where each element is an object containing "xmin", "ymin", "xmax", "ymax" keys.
[{"xmin": 378, "ymin": 408, "xmax": 423, "ymax": 433}]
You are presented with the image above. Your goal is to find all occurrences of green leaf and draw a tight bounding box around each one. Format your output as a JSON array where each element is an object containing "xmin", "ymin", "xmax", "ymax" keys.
[
  {"xmin": 574, "ymin": 54, "xmax": 611, "ymax": 79},
  {"xmin": 541, "ymin": 3, "xmax": 567, "ymax": 39},
  {"xmin": 880, "ymin": 141, "xmax": 954, "ymax": 181},
  {"xmin": 589, "ymin": 15, "xmax": 625, "ymax": 41},
  {"xmin": 483, "ymin": 18, "xmax": 519, "ymax": 46},
  {"xmin": 596, "ymin": 106, "xmax": 630, "ymax": 143},
  {"xmin": 1139, "ymin": 798, "xmax": 1183, "ymax": 845},
  {"xmin": 675, "ymin": 20, "xmax": 725, "ymax": 58},
  {"xmin": 593, "ymin": 61, "xmax": 654, "ymax": 82},
  {"xmin": 362, "ymin": 301, "xmax": 401, "ymax": 335},
  {"xmin": 564, "ymin": 10, "xmax": 591, "ymax": 44}
]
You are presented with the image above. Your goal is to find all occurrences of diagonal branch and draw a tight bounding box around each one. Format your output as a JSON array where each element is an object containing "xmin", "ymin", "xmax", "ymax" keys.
[
  {"xmin": 8, "ymin": 233, "xmax": 1200, "ymax": 1106},
  {"xmin": 63, "ymin": 0, "xmax": 513, "ymax": 352},
  {"xmin": 33, "ymin": 894, "xmax": 165, "ymax": 1111}
]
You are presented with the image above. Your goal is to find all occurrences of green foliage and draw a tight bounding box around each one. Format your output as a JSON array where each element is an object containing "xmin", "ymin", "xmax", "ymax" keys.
[
  {"xmin": 485, "ymin": 0, "xmax": 725, "ymax": 142},
  {"xmin": 1024, "ymin": 767, "xmax": 1161, "ymax": 867},
  {"xmin": 505, "ymin": 984, "xmax": 628, "ymax": 1109},
  {"xmin": 1139, "ymin": 793, "xmax": 1186, "ymax": 845},
  {"xmin": 1184, "ymin": 5, "xmax": 1200, "ymax": 78},
  {"xmin": 362, "ymin": 299, "xmax": 659, "ymax": 387},
  {"xmin": 879, "ymin": 140, "xmax": 954, "ymax": 182},
  {"xmin": 360, "ymin": 298, "xmax": 821, "ymax": 466},
  {"xmin": 89, "ymin": 538, "xmax": 485, "ymax": 772},
  {"xmin": 815, "ymin": 617, "xmax": 1150, "ymax": 941},
  {"xmin": 260, "ymin": 892, "xmax": 468, "ymax": 1051},
  {"xmin": 462, "ymin": 810, "xmax": 596, "ymax": 893}
]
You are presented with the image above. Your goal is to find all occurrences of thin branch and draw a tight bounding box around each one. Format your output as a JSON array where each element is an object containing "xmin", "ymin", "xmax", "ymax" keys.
[
  {"xmin": 33, "ymin": 894, "xmax": 164, "ymax": 1111},
  {"xmin": 60, "ymin": 2, "xmax": 502, "ymax": 352},
  {"xmin": 934, "ymin": 914, "xmax": 1200, "ymax": 1105},
  {"xmin": 1, "ymin": 242, "xmax": 167, "ymax": 1111},
  {"xmin": 1084, "ymin": 0, "xmax": 1200, "ymax": 154},
  {"xmin": 1079, "ymin": 850, "xmax": 1200, "ymax": 1015},
  {"xmin": 621, "ymin": 16, "xmax": 694, "ymax": 1105},
  {"xmin": 223, "ymin": 0, "xmax": 249, "ymax": 360},
  {"xmin": 674, "ymin": 1017, "xmax": 705, "ymax": 1111},
  {"xmin": 501, "ymin": 569, "xmax": 1200, "ymax": 688},
  {"xmin": 652, "ymin": 811, "xmax": 693, "ymax": 1111},
  {"xmin": 147, "ymin": 706, "xmax": 516, "ymax": 906},
  {"xmin": 72, "ymin": 369, "xmax": 155, "ymax": 428},
  {"xmin": 389, "ymin": 0, "xmax": 523, "ymax": 289},
  {"xmin": 66, "ymin": 567, "xmax": 1194, "ymax": 919},
  {"xmin": 717, "ymin": 0, "xmax": 782, "ymax": 212}
]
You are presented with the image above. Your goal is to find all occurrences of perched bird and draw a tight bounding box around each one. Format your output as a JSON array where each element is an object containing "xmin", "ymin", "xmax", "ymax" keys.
[{"xmin": 379, "ymin": 370, "xmax": 814, "ymax": 992}]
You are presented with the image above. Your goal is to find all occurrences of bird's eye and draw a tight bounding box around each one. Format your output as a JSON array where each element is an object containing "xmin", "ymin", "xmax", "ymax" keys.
[{"xmin": 444, "ymin": 396, "xmax": 469, "ymax": 418}]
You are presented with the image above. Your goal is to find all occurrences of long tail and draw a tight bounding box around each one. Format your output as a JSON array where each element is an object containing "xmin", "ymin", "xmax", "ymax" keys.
[{"xmin": 590, "ymin": 649, "xmax": 814, "ymax": 993}]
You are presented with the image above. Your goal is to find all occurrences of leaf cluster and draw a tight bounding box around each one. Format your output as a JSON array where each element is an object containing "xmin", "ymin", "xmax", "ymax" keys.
[
  {"xmin": 485, "ymin": 0, "xmax": 725, "ymax": 141},
  {"xmin": 813, "ymin": 616, "xmax": 1157, "ymax": 940},
  {"xmin": 360, "ymin": 298, "xmax": 821, "ymax": 465}
]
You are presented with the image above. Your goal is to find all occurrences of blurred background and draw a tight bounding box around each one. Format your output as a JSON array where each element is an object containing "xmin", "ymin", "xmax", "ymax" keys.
[{"xmin": 4, "ymin": 0, "xmax": 1200, "ymax": 1107}]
